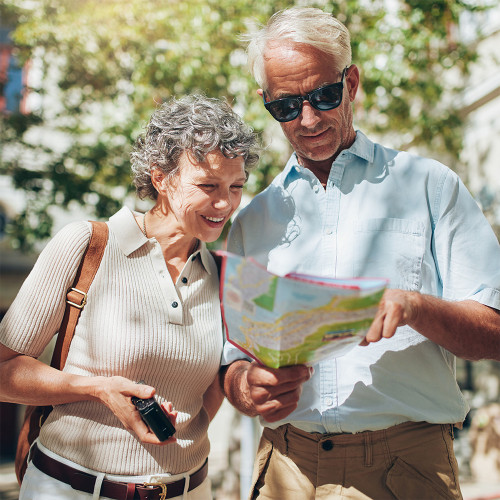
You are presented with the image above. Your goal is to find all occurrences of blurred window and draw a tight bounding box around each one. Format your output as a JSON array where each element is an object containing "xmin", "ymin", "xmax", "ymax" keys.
[{"xmin": 0, "ymin": 26, "xmax": 28, "ymax": 114}]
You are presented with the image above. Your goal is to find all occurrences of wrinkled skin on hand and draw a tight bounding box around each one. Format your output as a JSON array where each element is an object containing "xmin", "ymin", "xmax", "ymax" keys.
[
  {"xmin": 97, "ymin": 376, "xmax": 177, "ymax": 445},
  {"xmin": 361, "ymin": 289, "xmax": 419, "ymax": 345},
  {"xmin": 246, "ymin": 363, "xmax": 313, "ymax": 423}
]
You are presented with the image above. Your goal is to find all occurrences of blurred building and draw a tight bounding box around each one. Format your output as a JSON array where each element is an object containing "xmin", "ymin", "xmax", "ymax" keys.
[
  {"xmin": 460, "ymin": 8, "xmax": 500, "ymax": 233},
  {"xmin": 0, "ymin": 25, "xmax": 29, "ymax": 115}
]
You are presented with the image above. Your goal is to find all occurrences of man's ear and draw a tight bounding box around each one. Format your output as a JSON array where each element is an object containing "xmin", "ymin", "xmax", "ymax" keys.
[
  {"xmin": 257, "ymin": 89, "xmax": 264, "ymax": 99},
  {"xmin": 346, "ymin": 65, "xmax": 360, "ymax": 102}
]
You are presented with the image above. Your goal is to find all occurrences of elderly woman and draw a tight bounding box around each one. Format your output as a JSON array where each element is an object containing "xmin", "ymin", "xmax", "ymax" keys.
[{"xmin": 0, "ymin": 94, "xmax": 259, "ymax": 500}]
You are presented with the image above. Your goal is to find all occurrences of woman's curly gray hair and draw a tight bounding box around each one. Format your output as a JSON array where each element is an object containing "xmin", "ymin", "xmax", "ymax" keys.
[{"xmin": 131, "ymin": 94, "xmax": 260, "ymax": 200}]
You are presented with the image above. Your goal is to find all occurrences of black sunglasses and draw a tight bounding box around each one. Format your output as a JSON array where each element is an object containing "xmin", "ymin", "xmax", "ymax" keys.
[{"xmin": 263, "ymin": 67, "xmax": 348, "ymax": 122}]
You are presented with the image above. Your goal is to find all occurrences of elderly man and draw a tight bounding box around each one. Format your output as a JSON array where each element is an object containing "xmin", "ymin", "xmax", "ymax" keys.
[{"xmin": 221, "ymin": 7, "xmax": 500, "ymax": 500}]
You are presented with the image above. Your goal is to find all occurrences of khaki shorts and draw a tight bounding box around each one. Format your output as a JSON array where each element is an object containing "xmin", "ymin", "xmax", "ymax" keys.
[{"xmin": 249, "ymin": 421, "xmax": 462, "ymax": 500}]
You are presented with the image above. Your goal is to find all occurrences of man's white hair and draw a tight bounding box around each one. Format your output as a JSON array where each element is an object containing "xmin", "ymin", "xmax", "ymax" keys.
[{"xmin": 245, "ymin": 7, "xmax": 352, "ymax": 89}]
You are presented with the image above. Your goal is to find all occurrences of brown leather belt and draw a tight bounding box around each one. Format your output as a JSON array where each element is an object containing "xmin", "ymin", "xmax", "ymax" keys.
[{"xmin": 31, "ymin": 443, "xmax": 208, "ymax": 499}]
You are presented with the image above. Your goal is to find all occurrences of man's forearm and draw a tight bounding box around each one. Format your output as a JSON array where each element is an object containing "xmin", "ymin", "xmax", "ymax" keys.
[
  {"xmin": 221, "ymin": 360, "xmax": 259, "ymax": 417},
  {"xmin": 366, "ymin": 290, "xmax": 500, "ymax": 361},
  {"xmin": 410, "ymin": 295, "xmax": 500, "ymax": 361}
]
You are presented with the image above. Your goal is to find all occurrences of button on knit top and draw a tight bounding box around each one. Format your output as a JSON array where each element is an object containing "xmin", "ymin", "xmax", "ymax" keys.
[{"xmin": 0, "ymin": 207, "xmax": 223, "ymax": 475}]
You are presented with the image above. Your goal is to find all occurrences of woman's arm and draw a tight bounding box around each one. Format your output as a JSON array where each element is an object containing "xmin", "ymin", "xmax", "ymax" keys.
[
  {"xmin": 0, "ymin": 344, "xmax": 103, "ymax": 405},
  {"xmin": 0, "ymin": 221, "xmax": 179, "ymax": 444},
  {"xmin": 0, "ymin": 343, "xmax": 175, "ymax": 445},
  {"xmin": 202, "ymin": 370, "xmax": 225, "ymax": 421}
]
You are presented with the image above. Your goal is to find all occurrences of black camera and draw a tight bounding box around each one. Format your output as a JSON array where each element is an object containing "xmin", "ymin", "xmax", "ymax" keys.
[{"xmin": 131, "ymin": 382, "xmax": 176, "ymax": 441}]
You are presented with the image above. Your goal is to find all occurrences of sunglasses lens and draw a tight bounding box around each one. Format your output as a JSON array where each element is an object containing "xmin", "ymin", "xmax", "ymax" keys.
[
  {"xmin": 266, "ymin": 98, "xmax": 302, "ymax": 122},
  {"xmin": 264, "ymin": 74, "xmax": 345, "ymax": 122},
  {"xmin": 310, "ymin": 84, "xmax": 342, "ymax": 110}
]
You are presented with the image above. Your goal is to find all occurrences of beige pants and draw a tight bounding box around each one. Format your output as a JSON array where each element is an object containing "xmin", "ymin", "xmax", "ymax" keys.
[{"xmin": 249, "ymin": 421, "xmax": 462, "ymax": 500}]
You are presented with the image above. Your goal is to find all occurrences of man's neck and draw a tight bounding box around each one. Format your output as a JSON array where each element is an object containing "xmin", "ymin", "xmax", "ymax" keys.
[
  {"xmin": 297, "ymin": 132, "xmax": 357, "ymax": 187},
  {"xmin": 299, "ymin": 157, "xmax": 333, "ymax": 187}
]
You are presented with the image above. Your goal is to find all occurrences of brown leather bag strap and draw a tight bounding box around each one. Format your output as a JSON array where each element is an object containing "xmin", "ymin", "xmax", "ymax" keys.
[{"xmin": 50, "ymin": 221, "xmax": 108, "ymax": 370}]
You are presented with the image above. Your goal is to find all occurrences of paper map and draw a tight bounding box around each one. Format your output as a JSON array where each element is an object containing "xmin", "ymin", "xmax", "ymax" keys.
[{"xmin": 218, "ymin": 251, "xmax": 388, "ymax": 368}]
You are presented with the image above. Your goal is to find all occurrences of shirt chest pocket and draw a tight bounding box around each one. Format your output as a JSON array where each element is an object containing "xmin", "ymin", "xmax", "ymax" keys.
[{"xmin": 352, "ymin": 218, "xmax": 425, "ymax": 290}]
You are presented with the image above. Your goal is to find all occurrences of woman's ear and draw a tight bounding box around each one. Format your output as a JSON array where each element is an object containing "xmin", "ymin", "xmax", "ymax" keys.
[{"xmin": 151, "ymin": 168, "xmax": 166, "ymax": 194}]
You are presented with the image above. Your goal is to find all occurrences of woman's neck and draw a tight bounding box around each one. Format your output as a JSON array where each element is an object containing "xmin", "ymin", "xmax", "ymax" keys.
[{"xmin": 137, "ymin": 209, "xmax": 199, "ymax": 282}]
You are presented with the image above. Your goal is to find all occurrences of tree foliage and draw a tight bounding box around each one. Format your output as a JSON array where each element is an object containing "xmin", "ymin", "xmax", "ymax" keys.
[{"xmin": 0, "ymin": 0, "xmax": 492, "ymax": 249}]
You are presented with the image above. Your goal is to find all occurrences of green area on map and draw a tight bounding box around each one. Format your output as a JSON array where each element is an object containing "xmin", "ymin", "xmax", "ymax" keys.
[{"xmin": 220, "ymin": 251, "xmax": 388, "ymax": 368}]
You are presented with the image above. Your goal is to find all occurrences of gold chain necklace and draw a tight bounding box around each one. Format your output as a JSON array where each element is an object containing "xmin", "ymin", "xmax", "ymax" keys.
[{"xmin": 142, "ymin": 211, "xmax": 148, "ymax": 237}]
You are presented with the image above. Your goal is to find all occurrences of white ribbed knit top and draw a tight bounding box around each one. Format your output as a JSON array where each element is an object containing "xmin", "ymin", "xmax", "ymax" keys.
[{"xmin": 0, "ymin": 207, "xmax": 223, "ymax": 475}]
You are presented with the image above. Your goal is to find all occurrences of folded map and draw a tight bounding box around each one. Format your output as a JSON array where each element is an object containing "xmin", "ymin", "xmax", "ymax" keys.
[{"xmin": 217, "ymin": 251, "xmax": 388, "ymax": 368}]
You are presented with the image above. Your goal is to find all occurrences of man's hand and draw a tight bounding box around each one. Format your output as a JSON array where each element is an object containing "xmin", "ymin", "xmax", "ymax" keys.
[
  {"xmin": 362, "ymin": 289, "xmax": 419, "ymax": 344},
  {"xmin": 222, "ymin": 360, "xmax": 312, "ymax": 423},
  {"xmin": 247, "ymin": 363, "xmax": 313, "ymax": 422},
  {"xmin": 362, "ymin": 289, "xmax": 500, "ymax": 360}
]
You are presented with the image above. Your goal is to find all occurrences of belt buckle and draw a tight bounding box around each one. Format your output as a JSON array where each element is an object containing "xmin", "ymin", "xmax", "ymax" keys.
[{"xmin": 144, "ymin": 481, "xmax": 167, "ymax": 500}]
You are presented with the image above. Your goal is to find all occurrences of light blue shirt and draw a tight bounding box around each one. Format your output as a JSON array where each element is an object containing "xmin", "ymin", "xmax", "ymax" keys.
[{"xmin": 223, "ymin": 130, "xmax": 500, "ymax": 433}]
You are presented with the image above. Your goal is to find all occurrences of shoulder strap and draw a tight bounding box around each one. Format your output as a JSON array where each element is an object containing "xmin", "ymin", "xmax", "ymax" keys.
[{"xmin": 50, "ymin": 221, "xmax": 108, "ymax": 370}]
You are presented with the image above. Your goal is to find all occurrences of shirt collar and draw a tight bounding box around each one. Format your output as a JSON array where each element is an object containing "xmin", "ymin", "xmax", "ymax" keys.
[
  {"xmin": 108, "ymin": 206, "xmax": 148, "ymax": 256},
  {"xmin": 348, "ymin": 130, "xmax": 375, "ymax": 163},
  {"xmin": 198, "ymin": 243, "xmax": 218, "ymax": 275},
  {"xmin": 108, "ymin": 206, "xmax": 213, "ymax": 274},
  {"xmin": 181, "ymin": 240, "xmax": 216, "ymax": 275},
  {"xmin": 281, "ymin": 130, "xmax": 375, "ymax": 186}
]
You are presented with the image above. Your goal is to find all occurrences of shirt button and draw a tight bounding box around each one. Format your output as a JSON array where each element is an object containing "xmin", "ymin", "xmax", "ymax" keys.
[
  {"xmin": 324, "ymin": 396, "xmax": 333, "ymax": 406},
  {"xmin": 321, "ymin": 440, "xmax": 334, "ymax": 451},
  {"xmin": 181, "ymin": 277, "xmax": 188, "ymax": 284},
  {"xmin": 171, "ymin": 301, "xmax": 178, "ymax": 308}
]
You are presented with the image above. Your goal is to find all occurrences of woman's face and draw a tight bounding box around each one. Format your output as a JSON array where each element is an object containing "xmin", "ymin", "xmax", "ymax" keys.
[{"xmin": 160, "ymin": 150, "xmax": 247, "ymax": 243}]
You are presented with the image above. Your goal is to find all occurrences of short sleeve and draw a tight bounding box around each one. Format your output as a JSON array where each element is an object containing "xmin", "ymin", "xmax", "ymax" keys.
[
  {"xmin": 433, "ymin": 170, "xmax": 500, "ymax": 309},
  {"xmin": 0, "ymin": 221, "xmax": 92, "ymax": 357}
]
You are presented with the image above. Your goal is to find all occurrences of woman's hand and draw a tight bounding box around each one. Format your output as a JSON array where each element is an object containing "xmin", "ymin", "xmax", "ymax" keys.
[
  {"xmin": 0, "ymin": 345, "xmax": 177, "ymax": 445},
  {"xmin": 93, "ymin": 376, "xmax": 177, "ymax": 445}
]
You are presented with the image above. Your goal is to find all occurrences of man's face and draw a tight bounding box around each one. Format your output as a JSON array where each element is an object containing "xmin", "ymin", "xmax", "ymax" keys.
[{"xmin": 259, "ymin": 42, "xmax": 359, "ymax": 178}]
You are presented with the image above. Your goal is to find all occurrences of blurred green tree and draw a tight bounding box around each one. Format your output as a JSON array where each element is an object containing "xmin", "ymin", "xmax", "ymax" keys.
[{"xmin": 0, "ymin": 0, "xmax": 493, "ymax": 249}]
